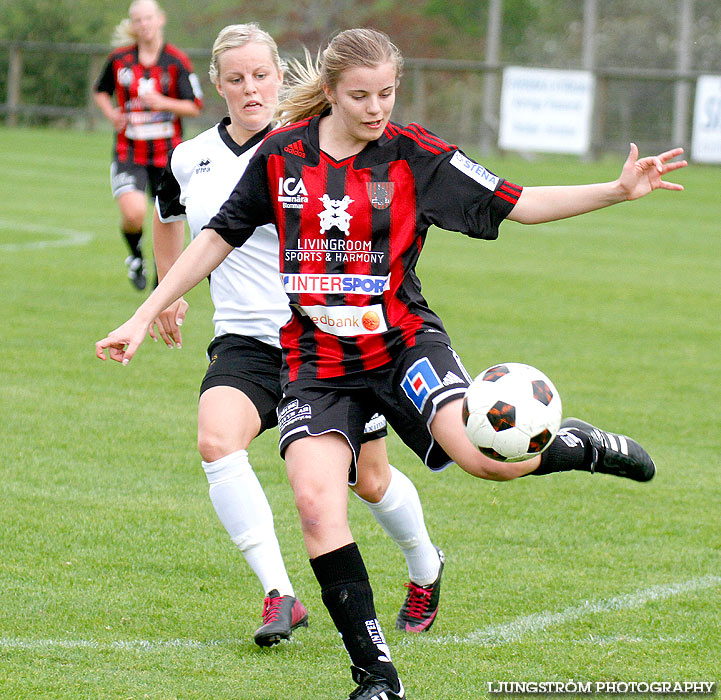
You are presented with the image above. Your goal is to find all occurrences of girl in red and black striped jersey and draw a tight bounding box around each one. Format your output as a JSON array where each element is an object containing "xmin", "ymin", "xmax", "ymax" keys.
[
  {"xmin": 93, "ymin": 0, "xmax": 203, "ymax": 291},
  {"xmin": 151, "ymin": 22, "xmax": 444, "ymax": 649},
  {"xmin": 97, "ymin": 28, "xmax": 687, "ymax": 700}
]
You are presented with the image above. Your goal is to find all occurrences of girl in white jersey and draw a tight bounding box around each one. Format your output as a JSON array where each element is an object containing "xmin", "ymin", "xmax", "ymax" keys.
[{"xmin": 150, "ymin": 24, "xmax": 444, "ymax": 648}]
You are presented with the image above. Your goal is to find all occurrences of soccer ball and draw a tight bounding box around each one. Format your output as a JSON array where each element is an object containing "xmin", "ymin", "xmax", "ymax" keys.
[{"xmin": 462, "ymin": 362, "xmax": 562, "ymax": 462}]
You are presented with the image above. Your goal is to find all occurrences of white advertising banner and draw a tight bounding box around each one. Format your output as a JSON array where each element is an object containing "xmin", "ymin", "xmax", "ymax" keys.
[
  {"xmin": 691, "ymin": 75, "xmax": 721, "ymax": 164},
  {"xmin": 498, "ymin": 67, "xmax": 595, "ymax": 155}
]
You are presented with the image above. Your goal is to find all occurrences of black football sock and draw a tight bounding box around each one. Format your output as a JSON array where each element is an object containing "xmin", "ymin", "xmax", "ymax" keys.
[
  {"xmin": 122, "ymin": 229, "xmax": 143, "ymax": 259},
  {"xmin": 310, "ymin": 542, "xmax": 399, "ymax": 689},
  {"xmin": 530, "ymin": 428, "xmax": 594, "ymax": 476}
]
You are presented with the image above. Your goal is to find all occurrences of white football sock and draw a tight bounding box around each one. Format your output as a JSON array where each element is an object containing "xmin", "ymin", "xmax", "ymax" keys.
[
  {"xmin": 202, "ymin": 449, "xmax": 294, "ymax": 598},
  {"xmin": 357, "ymin": 465, "xmax": 440, "ymax": 586}
]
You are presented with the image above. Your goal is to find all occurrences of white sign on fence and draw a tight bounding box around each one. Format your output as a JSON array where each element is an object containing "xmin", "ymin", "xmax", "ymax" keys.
[
  {"xmin": 498, "ymin": 67, "xmax": 595, "ymax": 155},
  {"xmin": 691, "ymin": 75, "xmax": 721, "ymax": 164}
]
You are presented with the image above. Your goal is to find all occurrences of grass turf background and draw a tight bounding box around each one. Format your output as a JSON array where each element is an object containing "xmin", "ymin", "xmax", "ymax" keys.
[{"xmin": 0, "ymin": 125, "xmax": 718, "ymax": 699}]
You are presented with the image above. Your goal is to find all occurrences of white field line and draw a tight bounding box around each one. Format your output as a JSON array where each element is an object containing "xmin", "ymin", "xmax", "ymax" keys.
[
  {"xmin": 423, "ymin": 574, "xmax": 721, "ymax": 647},
  {"xmin": 0, "ymin": 638, "xmax": 239, "ymax": 652},
  {"xmin": 0, "ymin": 219, "xmax": 94, "ymax": 251},
  {"xmin": 1, "ymin": 575, "xmax": 718, "ymax": 653}
]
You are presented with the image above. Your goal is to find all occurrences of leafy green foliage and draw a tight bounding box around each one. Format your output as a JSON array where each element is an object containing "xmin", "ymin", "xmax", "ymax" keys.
[
  {"xmin": 0, "ymin": 0, "xmax": 113, "ymax": 119},
  {"xmin": 0, "ymin": 0, "xmax": 111, "ymax": 42}
]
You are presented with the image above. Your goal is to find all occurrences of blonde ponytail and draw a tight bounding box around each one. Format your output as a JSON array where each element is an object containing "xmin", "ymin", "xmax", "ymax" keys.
[
  {"xmin": 111, "ymin": 18, "xmax": 136, "ymax": 47},
  {"xmin": 277, "ymin": 49, "xmax": 329, "ymax": 125},
  {"xmin": 277, "ymin": 28, "xmax": 404, "ymax": 126}
]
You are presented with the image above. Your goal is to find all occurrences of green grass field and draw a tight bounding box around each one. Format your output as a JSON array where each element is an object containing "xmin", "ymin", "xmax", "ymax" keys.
[{"xmin": 0, "ymin": 125, "xmax": 718, "ymax": 700}]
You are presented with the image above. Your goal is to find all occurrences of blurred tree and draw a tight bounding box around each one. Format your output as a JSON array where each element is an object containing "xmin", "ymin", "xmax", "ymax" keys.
[
  {"xmin": 2, "ymin": 0, "xmax": 720, "ymax": 139},
  {"xmin": 1, "ymin": 0, "xmax": 107, "ymax": 42},
  {"xmin": 421, "ymin": 0, "xmax": 542, "ymax": 57},
  {"xmin": 179, "ymin": 0, "xmax": 458, "ymax": 58},
  {"xmin": 0, "ymin": 0, "xmax": 114, "ymax": 116},
  {"xmin": 4, "ymin": 0, "xmax": 721, "ymax": 66}
]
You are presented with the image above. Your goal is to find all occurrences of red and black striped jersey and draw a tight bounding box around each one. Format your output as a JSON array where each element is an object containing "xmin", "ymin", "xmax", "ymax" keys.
[
  {"xmin": 207, "ymin": 114, "xmax": 522, "ymax": 383},
  {"xmin": 94, "ymin": 43, "xmax": 203, "ymax": 168}
]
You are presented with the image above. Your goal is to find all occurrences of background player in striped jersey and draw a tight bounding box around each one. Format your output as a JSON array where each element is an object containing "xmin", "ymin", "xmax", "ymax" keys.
[
  {"xmin": 150, "ymin": 23, "xmax": 443, "ymax": 647},
  {"xmin": 96, "ymin": 28, "xmax": 687, "ymax": 700},
  {"xmin": 93, "ymin": 0, "xmax": 203, "ymax": 291}
]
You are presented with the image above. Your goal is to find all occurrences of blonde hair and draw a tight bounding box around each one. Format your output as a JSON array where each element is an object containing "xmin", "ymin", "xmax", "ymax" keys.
[
  {"xmin": 278, "ymin": 28, "xmax": 403, "ymax": 125},
  {"xmin": 111, "ymin": 0, "xmax": 163, "ymax": 47},
  {"xmin": 209, "ymin": 23, "xmax": 285, "ymax": 84}
]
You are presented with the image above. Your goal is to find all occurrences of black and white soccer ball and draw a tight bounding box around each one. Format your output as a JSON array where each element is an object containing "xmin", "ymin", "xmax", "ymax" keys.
[{"xmin": 462, "ymin": 362, "xmax": 562, "ymax": 462}]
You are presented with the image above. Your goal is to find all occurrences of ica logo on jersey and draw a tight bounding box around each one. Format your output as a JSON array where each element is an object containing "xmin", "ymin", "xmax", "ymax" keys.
[{"xmin": 277, "ymin": 177, "xmax": 308, "ymax": 209}]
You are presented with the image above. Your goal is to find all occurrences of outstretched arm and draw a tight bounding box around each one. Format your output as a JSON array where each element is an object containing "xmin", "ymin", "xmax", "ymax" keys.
[
  {"xmin": 95, "ymin": 228, "xmax": 232, "ymax": 365},
  {"xmin": 508, "ymin": 144, "xmax": 687, "ymax": 224}
]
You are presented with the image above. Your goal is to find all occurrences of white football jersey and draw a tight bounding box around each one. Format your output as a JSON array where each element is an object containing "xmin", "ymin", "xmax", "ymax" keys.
[{"xmin": 156, "ymin": 119, "xmax": 289, "ymax": 347}]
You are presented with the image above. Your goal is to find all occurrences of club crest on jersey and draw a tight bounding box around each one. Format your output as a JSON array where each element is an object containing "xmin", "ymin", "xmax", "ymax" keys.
[
  {"xmin": 366, "ymin": 181, "xmax": 394, "ymax": 209},
  {"xmin": 401, "ymin": 357, "xmax": 443, "ymax": 412},
  {"xmin": 319, "ymin": 194, "xmax": 353, "ymax": 235}
]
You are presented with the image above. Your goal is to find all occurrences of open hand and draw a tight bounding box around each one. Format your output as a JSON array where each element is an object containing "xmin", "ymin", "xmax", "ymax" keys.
[{"xmin": 618, "ymin": 143, "xmax": 687, "ymax": 201}]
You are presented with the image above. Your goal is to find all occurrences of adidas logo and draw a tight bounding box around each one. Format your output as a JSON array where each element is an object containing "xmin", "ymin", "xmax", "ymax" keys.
[
  {"xmin": 442, "ymin": 371, "xmax": 463, "ymax": 386},
  {"xmin": 284, "ymin": 140, "xmax": 305, "ymax": 158}
]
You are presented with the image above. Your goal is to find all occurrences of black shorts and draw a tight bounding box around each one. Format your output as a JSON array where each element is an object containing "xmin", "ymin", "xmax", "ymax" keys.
[
  {"xmin": 277, "ymin": 336, "xmax": 472, "ymax": 481},
  {"xmin": 110, "ymin": 160, "xmax": 165, "ymax": 199},
  {"xmin": 201, "ymin": 334, "xmax": 389, "ymax": 441},
  {"xmin": 200, "ymin": 334, "xmax": 283, "ymax": 434}
]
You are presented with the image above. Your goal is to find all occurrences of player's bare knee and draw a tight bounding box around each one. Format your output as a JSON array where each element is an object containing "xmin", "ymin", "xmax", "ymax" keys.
[
  {"xmin": 198, "ymin": 430, "xmax": 237, "ymax": 463},
  {"xmin": 350, "ymin": 477, "xmax": 385, "ymax": 503},
  {"xmin": 293, "ymin": 493, "xmax": 325, "ymax": 535},
  {"xmin": 118, "ymin": 198, "xmax": 146, "ymax": 231}
]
